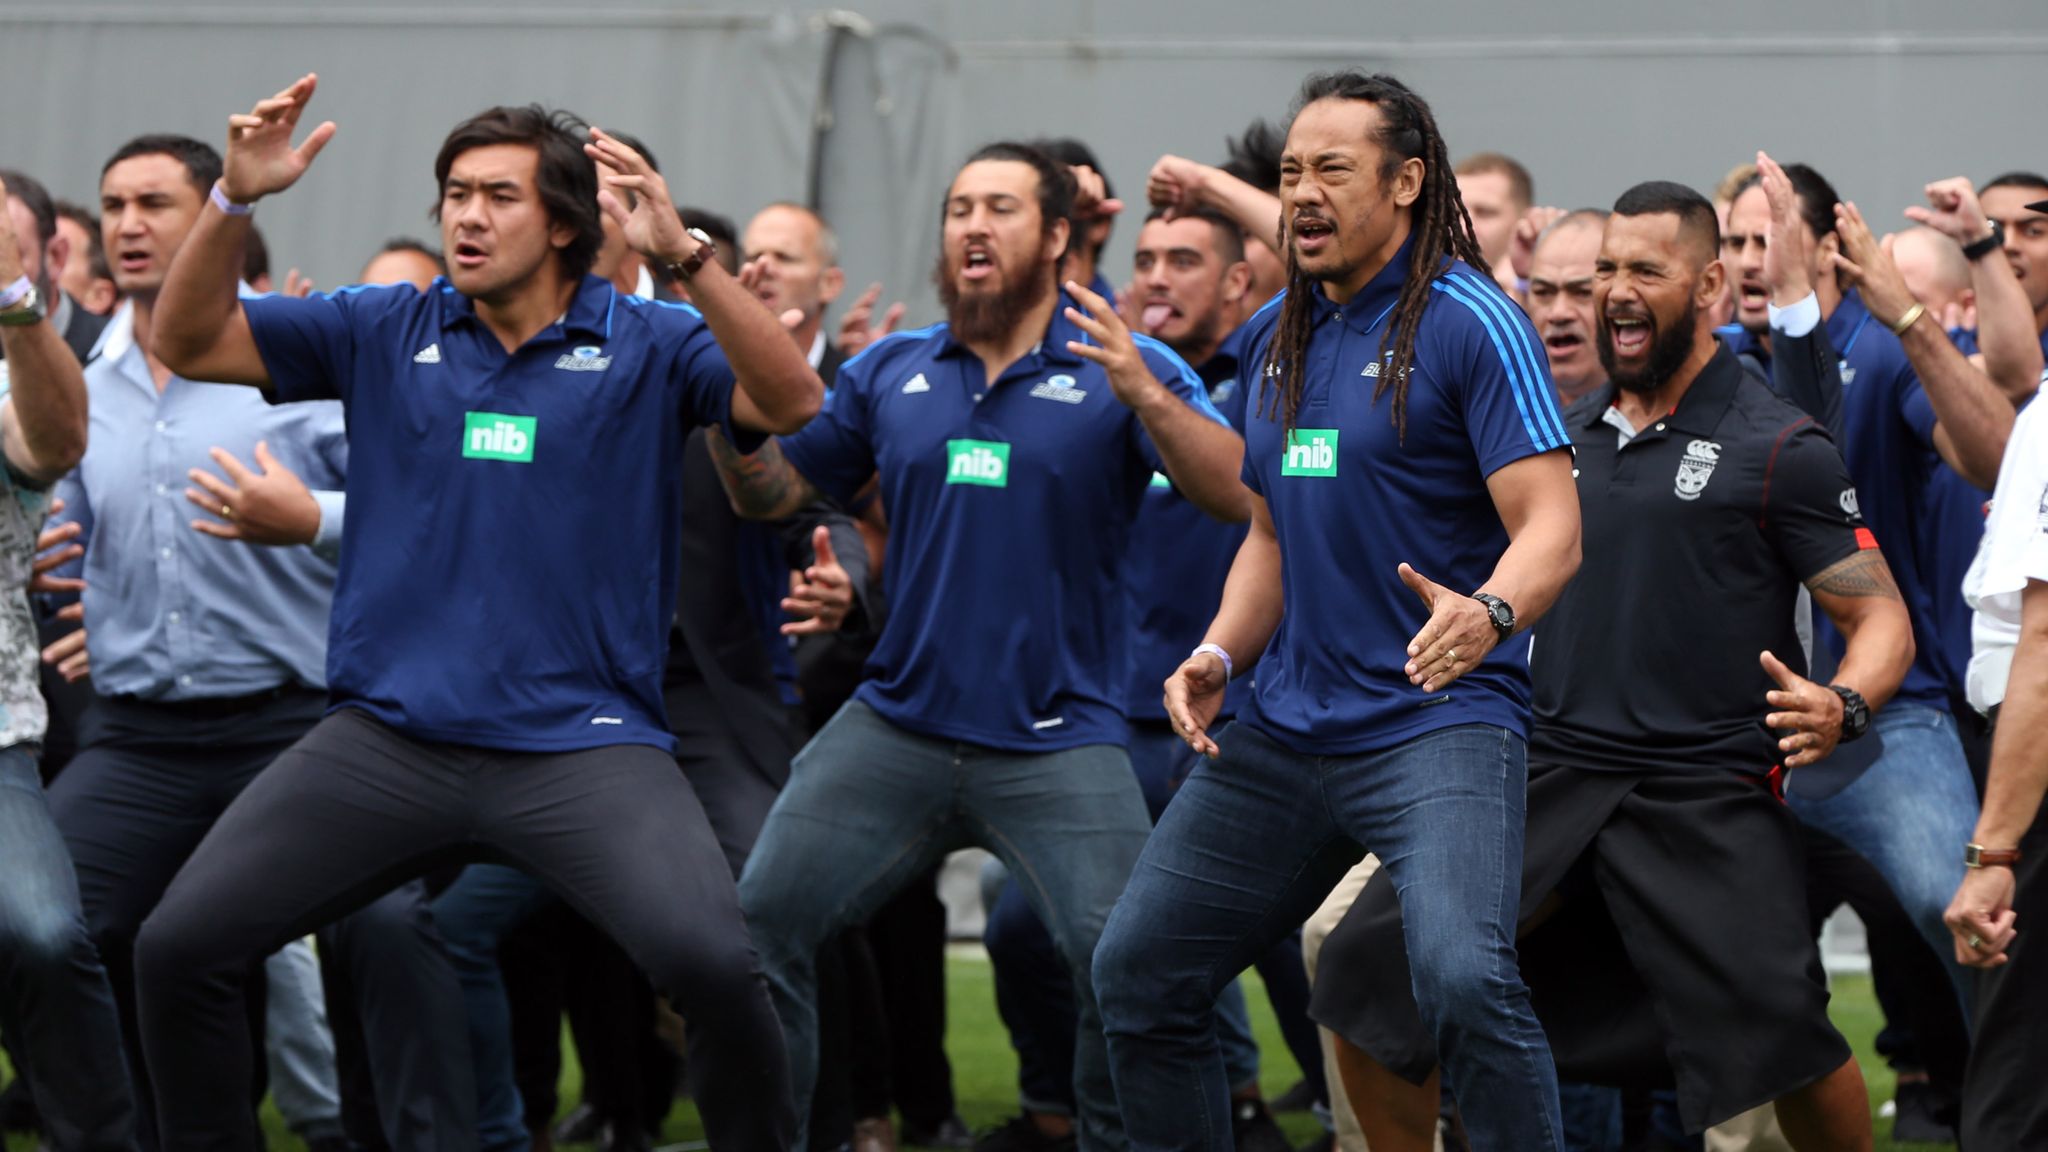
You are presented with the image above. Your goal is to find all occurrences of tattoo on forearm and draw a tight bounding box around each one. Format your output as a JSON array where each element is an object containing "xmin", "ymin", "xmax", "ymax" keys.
[
  {"xmin": 1806, "ymin": 550, "xmax": 1903, "ymax": 600},
  {"xmin": 707, "ymin": 428, "xmax": 814, "ymax": 517}
]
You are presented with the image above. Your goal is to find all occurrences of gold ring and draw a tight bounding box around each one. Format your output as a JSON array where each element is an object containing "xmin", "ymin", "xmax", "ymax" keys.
[
  {"xmin": 221, "ymin": 503, "xmax": 234, "ymax": 520},
  {"xmin": 1447, "ymin": 648, "xmax": 1459, "ymax": 663}
]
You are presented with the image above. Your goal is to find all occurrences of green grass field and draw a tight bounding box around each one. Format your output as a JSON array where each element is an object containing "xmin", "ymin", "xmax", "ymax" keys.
[{"xmin": 3, "ymin": 956, "xmax": 1949, "ymax": 1151}]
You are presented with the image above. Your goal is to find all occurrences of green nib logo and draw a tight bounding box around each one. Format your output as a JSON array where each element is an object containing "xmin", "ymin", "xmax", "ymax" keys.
[
  {"xmin": 1281, "ymin": 429, "xmax": 1339, "ymax": 477},
  {"xmin": 945, "ymin": 439, "xmax": 1011, "ymax": 487},
  {"xmin": 463, "ymin": 412, "xmax": 537, "ymax": 463}
]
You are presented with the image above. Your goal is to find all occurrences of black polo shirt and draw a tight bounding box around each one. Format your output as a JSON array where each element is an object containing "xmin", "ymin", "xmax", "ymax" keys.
[{"xmin": 1530, "ymin": 344, "xmax": 1874, "ymax": 775}]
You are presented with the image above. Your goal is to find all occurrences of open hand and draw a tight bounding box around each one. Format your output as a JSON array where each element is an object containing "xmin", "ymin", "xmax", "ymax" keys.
[
  {"xmin": 1400, "ymin": 564, "xmax": 1497, "ymax": 692},
  {"xmin": 1062, "ymin": 279, "xmax": 1152, "ymax": 407},
  {"xmin": 782, "ymin": 526, "xmax": 852, "ymax": 636},
  {"xmin": 186, "ymin": 441, "xmax": 321, "ymax": 546},
  {"xmin": 222, "ymin": 74, "xmax": 337, "ymax": 204},
  {"xmin": 1831, "ymin": 202, "xmax": 1919, "ymax": 330},
  {"xmin": 586, "ymin": 128, "xmax": 691, "ymax": 266},
  {"xmin": 836, "ymin": 282, "xmax": 904, "ymax": 358},
  {"xmin": 1760, "ymin": 650, "xmax": 1845, "ymax": 769},
  {"xmin": 1163, "ymin": 648, "xmax": 1229, "ymax": 756},
  {"xmin": 1757, "ymin": 152, "xmax": 1813, "ymax": 305}
]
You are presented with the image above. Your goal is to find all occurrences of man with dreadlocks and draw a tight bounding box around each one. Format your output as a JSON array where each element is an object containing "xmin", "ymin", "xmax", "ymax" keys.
[{"xmin": 1092, "ymin": 70, "xmax": 1580, "ymax": 1150}]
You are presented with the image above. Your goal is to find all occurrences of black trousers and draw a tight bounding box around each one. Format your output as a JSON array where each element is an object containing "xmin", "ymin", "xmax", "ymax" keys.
[
  {"xmin": 47, "ymin": 691, "xmax": 470, "ymax": 1152},
  {"xmin": 132, "ymin": 707, "xmax": 792, "ymax": 1152}
]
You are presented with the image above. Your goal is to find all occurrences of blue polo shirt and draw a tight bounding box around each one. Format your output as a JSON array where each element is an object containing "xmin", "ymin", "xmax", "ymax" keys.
[
  {"xmin": 1908, "ymin": 328, "xmax": 1993, "ymax": 698},
  {"xmin": 778, "ymin": 306, "xmax": 1225, "ymax": 751},
  {"xmin": 1236, "ymin": 250, "xmax": 1571, "ymax": 756},
  {"xmin": 1814, "ymin": 290, "xmax": 1949, "ymax": 705},
  {"xmin": 243, "ymin": 275, "xmax": 755, "ymax": 752},
  {"xmin": 1123, "ymin": 325, "xmax": 1253, "ymax": 722}
]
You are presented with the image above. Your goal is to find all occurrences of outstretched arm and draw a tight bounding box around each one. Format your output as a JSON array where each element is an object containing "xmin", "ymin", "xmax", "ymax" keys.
[
  {"xmin": 156, "ymin": 74, "xmax": 336, "ymax": 388},
  {"xmin": 1907, "ymin": 177, "xmax": 2043, "ymax": 404},
  {"xmin": 706, "ymin": 428, "xmax": 823, "ymax": 522}
]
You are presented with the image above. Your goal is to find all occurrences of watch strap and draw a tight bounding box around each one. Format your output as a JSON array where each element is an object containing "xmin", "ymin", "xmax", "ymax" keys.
[
  {"xmin": 666, "ymin": 230, "xmax": 716, "ymax": 283},
  {"xmin": 1961, "ymin": 223, "xmax": 2004, "ymax": 262},
  {"xmin": 1472, "ymin": 592, "xmax": 1515, "ymax": 641},
  {"xmin": 1965, "ymin": 843, "xmax": 2022, "ymax": 869}
]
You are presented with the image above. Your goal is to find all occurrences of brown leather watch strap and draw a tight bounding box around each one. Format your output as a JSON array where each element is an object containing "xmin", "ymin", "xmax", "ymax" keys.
[{"xmin": 1965, "ymin": 843, "xmax": 2023, "ymax": 869}]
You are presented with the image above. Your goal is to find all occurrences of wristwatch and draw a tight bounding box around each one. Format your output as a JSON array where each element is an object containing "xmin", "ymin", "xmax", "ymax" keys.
[
  {"xmin": 1965, "ymin": 843, "xmax": 2023, "ymax": 869},
  {"xmin": 1828, "ymin": 684, "xmax": 1870, "ymax": 742},
  {"xmin": 1472, "ymin": 593, "xmax": 1515, "ymax": 643},
  {"xmin": 0, "ymin": 285, "xmax": 42, "ymax": 327},
  {"xmin": 665, "ymin": 228, "xmax": 717, "ymax": 283},
  {"xmin": 1961, "ymin": 223, "xmax": 2005, "ymax": 263}
]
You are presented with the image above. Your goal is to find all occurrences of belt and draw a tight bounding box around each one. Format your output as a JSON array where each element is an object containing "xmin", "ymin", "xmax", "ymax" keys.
[{"xmin": 105, "ymin": 683, "xmax": 322, "ymax": 720}]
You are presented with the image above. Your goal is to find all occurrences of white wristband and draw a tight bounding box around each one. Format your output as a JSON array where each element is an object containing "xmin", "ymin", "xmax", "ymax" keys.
[
  {"xmin": 210, "ymin": 182, "xmax": 256, "ymax": 217},
  {"xmin": 1192, "ymin": 643, "xmax": 1234, "ymax": 681},
  {"xmin": 0, "ymin": 276, "xmax": 30, "ymax": 311}
]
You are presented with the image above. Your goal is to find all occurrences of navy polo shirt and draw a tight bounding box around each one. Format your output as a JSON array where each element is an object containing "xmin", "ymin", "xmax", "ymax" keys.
[
  {"xmin": 1908, "ymin": 328, "xmax": 1993, "ymax": 697},
  {"xmin": 778, "ymin": 306, "xmax": 1226, "ymax": 752},
  {"xmin": 1814, "ymin": 290, "xmax": 1949, "ymax": 704},
  {"xmin": 243, "ymin": 275, "xmax": 755, "ymax": 753},
  {"xmin": 1123, "ymin": 323, "xmax": 1253, "ymax": 722},
  {"xmin": 1236, "ymin": 250, "xmax": 1571, "ymax": 757}
]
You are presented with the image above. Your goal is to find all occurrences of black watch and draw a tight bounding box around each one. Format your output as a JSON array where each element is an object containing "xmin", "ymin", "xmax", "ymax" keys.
[
  {"xmin": 1829, "ymin": 685, "xmax": 1870, "ymax": 742},
  {"xmin": 1472, "ymin": 593, "xmax": 1515, "ymax": 643},
  {"xmin": 1962, "ymin": 223, "xmax": 2004, "ymax": 263}
]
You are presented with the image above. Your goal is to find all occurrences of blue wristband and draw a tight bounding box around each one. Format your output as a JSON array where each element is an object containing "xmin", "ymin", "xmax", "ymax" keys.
[{"xmin": 210, "ymin": 182, "xmax": 256, "ymax": 217}]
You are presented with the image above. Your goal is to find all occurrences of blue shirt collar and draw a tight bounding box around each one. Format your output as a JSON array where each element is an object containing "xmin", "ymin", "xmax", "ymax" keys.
[
  {"xmin": 434, "ymin": 274, "xmax": 617, "ymax": 342},
  {"xmin": 1304, "ymin": 235, "xmax": 1418, "ymax": 337}
]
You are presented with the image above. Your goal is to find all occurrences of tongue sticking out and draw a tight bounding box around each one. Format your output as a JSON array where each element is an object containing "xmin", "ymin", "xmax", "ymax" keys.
[{"xmin": 1141, "ymin": 303, "xmax": 1174, "ymax": 330}]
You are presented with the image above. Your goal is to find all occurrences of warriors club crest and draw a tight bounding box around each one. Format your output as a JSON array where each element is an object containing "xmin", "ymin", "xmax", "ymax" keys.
[{"xmin": 1674, "ymin": 439, "xmax": 1721, "ymax": 501}]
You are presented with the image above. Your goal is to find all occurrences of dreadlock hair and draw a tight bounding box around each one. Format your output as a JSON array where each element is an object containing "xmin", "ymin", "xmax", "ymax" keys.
[{"xmin": 1259, "ymin": 71, "xmax": 1487, "ymax": 441}]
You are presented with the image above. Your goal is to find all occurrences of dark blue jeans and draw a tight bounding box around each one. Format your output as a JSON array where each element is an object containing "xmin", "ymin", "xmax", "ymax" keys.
[
  {"xmin": 739, "ymin": 701, "xmax": 1152, "ymax": 1151},
  {"xmin": 982, "ymin": 722, "xmax": 1262, "ymax": 1115},
  {"xmin": 0, "ymin": 744, "xmax": 137, "ymax": 1152},
  {"xmin": 1095, "ymin": 722, "xmax": 1561, "ymax": 1151},
  {"xmin": 429, "ymin": 864, "xmax": 553, "ymax": 1152}
]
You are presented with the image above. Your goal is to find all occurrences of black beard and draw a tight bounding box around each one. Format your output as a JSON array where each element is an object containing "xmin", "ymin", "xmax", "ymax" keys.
[
  {"xmin": 1598, "ymin": 306, "xmax": 1698, "ymax": 393},
  {"xmin": 934, "ymin": 249, "xmax": 1057, "ymax": 345},
  {"xmin": 1162, "ymin": 303, "xmax": 1227, "ymax": 365}
]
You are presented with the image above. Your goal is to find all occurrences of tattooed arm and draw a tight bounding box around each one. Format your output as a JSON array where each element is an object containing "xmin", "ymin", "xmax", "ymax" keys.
[
  {"xmin": 1808, "ymin": 548, "xmax": 1914, "ymax": 713},
  {"xmin": 706, "ymin": 428, "xmax": 824, "ymax": 521}
]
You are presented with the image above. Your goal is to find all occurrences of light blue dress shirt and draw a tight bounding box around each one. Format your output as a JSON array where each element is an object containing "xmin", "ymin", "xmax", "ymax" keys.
[{"xmin": 55, "ymin": 300, "xmax": 347, "ymax": 700}]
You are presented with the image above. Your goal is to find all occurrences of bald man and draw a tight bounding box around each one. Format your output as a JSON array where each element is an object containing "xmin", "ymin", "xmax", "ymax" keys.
[
  {"xmin": 742, "ymin": 203, "xmax": 847, "ymax": 382},
  {"xmin": 1524, "ymin": 211, "xmax": 1608, "ymax": 404},
  {"xmin": 1893, "ymin": 226, "xmax": 1976, "ymax": 333}
]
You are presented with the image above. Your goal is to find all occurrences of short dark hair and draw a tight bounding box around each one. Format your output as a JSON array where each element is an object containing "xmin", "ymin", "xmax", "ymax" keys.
[
  {"xmin": 1611, "ymin": 180, "xmax": 1721, "ymax": 265},
  {"xmin": 55, "ymin": 200, "xmax": 112, "ymax": 281},
  {"xmin": 1454, "ymin": 152, "xmax": 1534, "ymax": 207},
  {"xmin": 433, "ymin": 105, "xmax": 602, "ymax": 280},
  {"xmin": 676, "ymin": 206, "xmax": 738, "ymax": 276},
  {"xmin": 101, "ymin": 134, "xmax": 222, "ymax": 194},
  {"xmin": 1984, "ymin": 171, "xmax": 2048, "ymax": 197},
  {"xmin": 0, "ymin": 169, "xmax": 56, "ymax": 249},
  {"xmin": 958, "ymin": 141, "xmax": 1077, "ymax": 254},
  {"xmin": 379, "ymin": 236, "xmax": 445, "ymax": 269},
  {"xmin": 243, "ymin": 225, "xmax": 270, "ymax": 285},
  {"xmin": 1141, "ymin": 204, "xmax": 1247, "ymax": 265},
  {"xmin": 1731, "ymin": 162, "xmax": 1840, "ymax": 244},
  {"xmin": 1025, "ymin": 137, "xmax": 1111, "ymax": 259},
  {"xmin": 1219, "ymin": 119, "xmax": 1285, "ymax": 193}
]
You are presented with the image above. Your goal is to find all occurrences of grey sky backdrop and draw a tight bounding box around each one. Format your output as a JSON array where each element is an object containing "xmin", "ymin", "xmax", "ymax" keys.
[{"xmin": 5, "ymin": 0, "xmax": 2045, "ymax": 326}]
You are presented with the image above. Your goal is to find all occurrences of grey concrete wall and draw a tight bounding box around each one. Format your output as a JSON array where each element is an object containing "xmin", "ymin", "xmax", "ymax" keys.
[{"xmin": 5, "ymin": 0, "xmax": 2044, "ymax": 326}]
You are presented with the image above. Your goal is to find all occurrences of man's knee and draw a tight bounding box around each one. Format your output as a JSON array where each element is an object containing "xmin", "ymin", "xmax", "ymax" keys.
[
  {"xmin": 0, "ymin": 904, "xmax": 93, "ymax": 975},
  {"xmin": 1092, "ymin": 903, "xmax": 1202, "ymax": 1031},
  {"xmin": 1407, "ymin": 935, "xmax": 1517, "ymax": 1035},
  {"xmin": 134, "ymin": 897, "xmax": 235, "ymax": 994}
]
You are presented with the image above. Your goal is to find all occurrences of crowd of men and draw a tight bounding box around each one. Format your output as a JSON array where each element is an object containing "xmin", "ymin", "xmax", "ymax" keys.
[{"xmin": 0, "ymin": 61, "xmax": 2043, "ymax": 1152}]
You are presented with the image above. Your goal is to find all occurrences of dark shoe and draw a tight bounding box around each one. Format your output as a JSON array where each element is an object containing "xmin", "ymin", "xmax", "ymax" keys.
[
  {"xmin": 1890, "ymin": 1078, "xmax": 1959, "ymax": 1144},
  {"xmin": 971, "ymin": 1115, "xmax": 1075, "ymax": 1152},
  {"xmin": 553, "ymin": 1104, "xmax": 603, "ymax": 1146},
  {"xmin": 1231, "ymin": 1098, "xmax": 1292, "ymax": 1152},
  {"xmin": 1293, "ymin": 1135, "xmax": 1334, "ymax": 1152},
  {"xmin": 1269, "ymin": 1077, "xmax": 1320, "ymax": 1114},
  {"xmin": 852, "ymin": 1116, "xmax": 897, "ymax": 1152},
  {"xmin": 899, "ymin": 1114, "xmax": 972, "ymax": 1150}
]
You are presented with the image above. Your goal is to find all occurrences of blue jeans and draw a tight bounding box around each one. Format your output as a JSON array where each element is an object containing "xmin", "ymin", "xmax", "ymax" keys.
[
  {"xmin": 982, "ymin": 722, "xmax": 1261, "ymax": 1115},
  {"xmin": 0, "ymin": 744, "xmax": 138, "ymax": 1152},
  {"xmin": 1788, "ymin": 701, "xmax": 1979, "ymax": 1005},
  {"xmin": 430, "ymin": 864, "xmax": 555, "ymax": 1152},
  {"xmin": 740, "ymin": 701, "xmax": 1152, "ymax": 1151},
  {"xmin": 1095, "ymin": 722, "xmax": 1561, "ymax": 1152}
]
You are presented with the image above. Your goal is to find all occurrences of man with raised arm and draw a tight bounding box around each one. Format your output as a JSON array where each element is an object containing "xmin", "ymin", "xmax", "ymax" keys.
[
  {"xmin": 713, "ymin": 140, "xmax": 1245, "ymax": 1150},
  {"xmin": 1093, "ymin": 71, "xmax": 1581, "ymax": 1152},
  {"xmin": 135, "ymin": 75, "xmax": 820, "ymax": 1152}
]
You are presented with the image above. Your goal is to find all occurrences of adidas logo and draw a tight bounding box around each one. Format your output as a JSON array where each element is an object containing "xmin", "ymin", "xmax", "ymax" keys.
[
  {"xmin": 413, "ymin": 343, "xmax": 442, "ymax": 364},
  {"xmin": 901, "ymin": 373, "xmax": 931, "ymax": 394}
]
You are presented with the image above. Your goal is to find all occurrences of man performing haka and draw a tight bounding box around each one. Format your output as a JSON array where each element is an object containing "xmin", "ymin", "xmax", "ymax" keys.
[
  {"xmin": 131, "ymin": 75, "xmax": 822, "ymax": 1151},
  {"xmin": 713, "ymin": 141, "xmax": 1247, "ymax": 1150},
  {"xmin": 1313, "ymin": 182, "xmax": 1912, "ymax": 1152},
  {"xmin": 1090, "ymin": 70, "xmax": 1582, "ymax": 1151}
]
